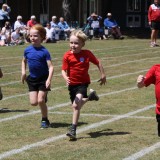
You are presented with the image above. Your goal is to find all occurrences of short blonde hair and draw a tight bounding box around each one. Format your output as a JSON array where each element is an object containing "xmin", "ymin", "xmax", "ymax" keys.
[
  {"xmin": 70, "ymin": 30, "xmax": 88, "ymax": 43},
  {"xmin": 30, "ymin": 24, "xmax": 46, "ymax": 41}
]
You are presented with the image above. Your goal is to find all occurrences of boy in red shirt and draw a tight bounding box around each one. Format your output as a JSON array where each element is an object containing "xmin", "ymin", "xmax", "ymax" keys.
[
  {"xmin": 137, "ymin": 65, "xmax": 160, "ymax": 137},
  {"xmin": 148, "ymin": 0, "xmax": 160, "ymax": 47},
  {"xmin": 62, "ymin": 30, "xmax": 106, "ymax": 140}
]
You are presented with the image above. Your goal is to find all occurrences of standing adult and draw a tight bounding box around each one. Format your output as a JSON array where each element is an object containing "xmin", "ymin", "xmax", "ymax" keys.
[
  {"xmin": 0, "ymin": 3, "xmax": 11, "ymax": 29},
  {"xmin": 148, "ymin": 0, "xmax": 160, "ymax": 47}
]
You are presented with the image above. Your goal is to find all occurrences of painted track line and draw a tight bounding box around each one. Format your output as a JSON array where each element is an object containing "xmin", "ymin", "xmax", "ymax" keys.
[
  {"xmin": 0, "ymin": 104, "xmax": 155, "ymax": 159},
  {"xmin": 123, "ymin": 142, "xmax": 160, "ymax": 160},
  {"xmin": 0, "ymin": 86, "xmax": 137, "ymax": 123}
]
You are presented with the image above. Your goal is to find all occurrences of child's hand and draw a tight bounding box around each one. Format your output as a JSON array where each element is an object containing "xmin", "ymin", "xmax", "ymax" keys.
[
  {"xmin": 137, "ymin": 75, "xmax": 145, "ymax": 88},
  {"xmin": 46, "ymin": 79, "xmax": 51, "ymax": 89},
  {"xmin": 21, "ymin": 74, "xmax": 26, "ymax": 84},
  {"xmin": 65, "ymin": 76, "xmax": 70, "ymax": 86},
  {"xmin": 98, "ymin": 75, "xmax": 106, "ymax": 85}
]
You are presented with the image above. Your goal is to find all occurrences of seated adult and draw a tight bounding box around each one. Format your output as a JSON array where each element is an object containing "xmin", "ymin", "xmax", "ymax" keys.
[
  {"xmin": 44, "ymin": 22, "xmax": 55, "ymax": 43},
  {"xmin": 87, "ymin": 13, "xmax": 106, "ymax": 40},
  {"xmin": 58, "ymin": 17, "xmax": 71, "ymax": 39},
  {"xmin": 104, "ymin": 13, "xmax": 124, "ymax": 39},
  {"xmin": 50, "ymin": 16, "xmax": 61, "ymax": 40},
  {"xmin": 11, "ymin": 27, "xmax": 24, "ymax": 45},
  {"xmin": 0, "ymin": 3, "xmax": 11, "ymax": 29},
  {"xmin": 0, "ymin": 21, "xmax": 12, "ymax": 45},
  {"xmin": 14, "ymin": 15, "xmax": 28, "ymax": 43}
]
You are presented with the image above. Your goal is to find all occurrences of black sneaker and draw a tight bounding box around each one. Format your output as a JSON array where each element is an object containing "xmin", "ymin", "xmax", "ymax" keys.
[
  {"xmin": 40, "ymin": 120, "xmax": 50, "ymax": 129},
  {"xmin": 88, "ymin": 89, "xmax": 99, "ymax": 101},
  {"xmin": 0, "ymin": 87, "xmax": 3, "ymax": 100},
  {"xmin": 66, "ymin": 127, "xmax": 76, "ymax": 140}
]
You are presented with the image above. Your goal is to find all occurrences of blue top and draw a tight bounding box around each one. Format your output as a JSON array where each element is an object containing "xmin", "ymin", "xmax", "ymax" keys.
[
  {"xmin": 24, "ymin": 45, "xmax": 51, "ymax": 78},
  {"xmin": 104, "ymin": 18, "xmax": 118, "ymax": 28},
  {"xmin": 50, "ymin": 21, "xmax": 60, "ymax": 29},
  {"xmin": 58, "ymin": 21, "xmax": 69, "ymax": 30},
  {"xmin": 0, "ymin": 7, "xmax": 11, "ymax": 20}
]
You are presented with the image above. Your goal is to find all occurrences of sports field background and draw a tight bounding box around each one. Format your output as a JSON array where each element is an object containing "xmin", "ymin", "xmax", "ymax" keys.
[{"xmin": 0, "ymin": 39, "xmax": 160, "ymax": 160}]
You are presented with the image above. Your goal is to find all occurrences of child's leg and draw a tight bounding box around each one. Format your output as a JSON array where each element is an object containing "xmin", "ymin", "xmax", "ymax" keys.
[
  {"xmin": 156, "ymin": 114, "xmax": 160, "ymax": 137},
  {"xmin": 29, "ymin": 91, "xmax": 38, "ymax": 106},
  {"xmin": 38, "ymin": 91, "xmax": 50, "ymax": 129},
  {"xmin": 72, "ymin": 93, "xmax": 84, "ymax": 125},
  {"xmin": 38, "ymin": 91, "xmax": 48, "ymax": 119}
]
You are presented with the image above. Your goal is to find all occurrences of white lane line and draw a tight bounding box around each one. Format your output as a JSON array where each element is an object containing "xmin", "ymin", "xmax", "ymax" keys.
[
  {"xmin": 2, "ymin": 51, "xmax": 159, "ymax": 75},
  {"xmin": 0, "ymin": 67, "xmax": 148, "ymax": 87},
  {"xmin": 49, "ymin": 111, "xmax": 154, "ymax": 119},
  {"xmin": 123, "ymin": 142, "xmax": 160, "ymax": 160},
  {"xmin": 0, "ymin": 104, "xmax": 155, "ymax": 159},
  {"xmin": 0, "ymin": 86, "xmax": 138, "ymax": 122}
]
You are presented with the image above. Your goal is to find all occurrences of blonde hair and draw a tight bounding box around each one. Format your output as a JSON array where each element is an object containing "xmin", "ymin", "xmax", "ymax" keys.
[
  {"xmin": 30, "ymin": 24, "xmax": 46, "ymax": 41},
  {"xmin": 70, "ymin": 30, "xmax": 88, "ymax": 43}
]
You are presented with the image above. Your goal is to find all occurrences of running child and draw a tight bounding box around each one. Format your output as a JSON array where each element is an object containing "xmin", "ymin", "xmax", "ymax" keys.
[
  {"xmin": 62, "ymin": 29, "xmax": 106, "ymax": 140},
  {"xmin": 137, "ymin": 65, "xmax": 160, "ymax": 137},
  {"xmin": 21, "ymin": 24, "xmax": 54, "ymax": 129}
]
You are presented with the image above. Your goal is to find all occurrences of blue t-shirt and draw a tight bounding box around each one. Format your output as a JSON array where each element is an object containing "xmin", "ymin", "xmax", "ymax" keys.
[{"xmin": 24, "ymin": 45, "xmax": 51, "ymax": 78}]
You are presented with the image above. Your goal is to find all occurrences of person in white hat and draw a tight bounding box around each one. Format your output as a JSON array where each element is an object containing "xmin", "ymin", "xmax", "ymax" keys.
[{"xmin": 104, "ymin": 13, "xmax": 124, "ymax": 39}]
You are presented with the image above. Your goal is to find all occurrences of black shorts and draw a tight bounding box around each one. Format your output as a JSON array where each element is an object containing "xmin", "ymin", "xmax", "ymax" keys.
[
  {"xmin": 68, "ymin": 84, "xmax": 89, "ymax": 103},
  {"xmin": 151, "ymin": 21, "xmax": 160, "ymax": 30},
  {"xmin": 26, "ymin": 75, "xmax": 50, "ymax": 92},
  {"xmin": 156, "ymin": 114, "xmax": 160, "ymax": 123}
]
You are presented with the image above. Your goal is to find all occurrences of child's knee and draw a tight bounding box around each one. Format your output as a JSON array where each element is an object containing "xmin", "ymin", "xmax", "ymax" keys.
[
  {"xmin": 30, "ymin": 101, "xmax": 38, "ymax": 106},
  {"xmin": 38, "ymin": 99, "xmax": 45, "ymax": 105}
]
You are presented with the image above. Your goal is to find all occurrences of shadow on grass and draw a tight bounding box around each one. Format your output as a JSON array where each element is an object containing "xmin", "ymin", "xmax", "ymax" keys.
[
  {"xmin": 50, "ymin": 122, "xmax": 88, "ymax": 128},
  {"xmin": 87, "ymin": 129, "xmax": 131, "ymax": 138},
  {"xmin": 0, "ymin": 108, "xmax": 29, "ymax": 113}
]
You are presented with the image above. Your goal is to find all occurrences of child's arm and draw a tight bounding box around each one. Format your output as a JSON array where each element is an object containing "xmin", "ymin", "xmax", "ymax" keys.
[
  {"xmin": 137, "ymin": 75, "xmax": 145, "ymax": 88},
  {"xmin": 0, "ymin": 68, "xmax": 3, "ymax": 78},
  {"xmin": 96, "ymin": 59, "xmax": 106, "ymax": 85},
  {"xmin": 46, "ymin": 60, "xmax": 54, "ymax": 89},
  {"xmin": 62, "ymin": 70, "xmax": 70, "ymax": 85},
  {"xmin": 21, "ymin": 57, "xmax": 27, "ymax": 84}
]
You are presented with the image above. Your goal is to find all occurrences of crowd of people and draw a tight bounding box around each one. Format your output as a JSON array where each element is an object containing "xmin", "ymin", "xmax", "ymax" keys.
[
  {"xmin": 0, "ymin": 3, "xmax": 124, "ymax": 46},
  {"xmin": 84, "ymin": 12, "xmax": 124, "ymax": 40},
  {"xmin": 0, "ymin": 13, "xmax": 75, "ymax": 46}
]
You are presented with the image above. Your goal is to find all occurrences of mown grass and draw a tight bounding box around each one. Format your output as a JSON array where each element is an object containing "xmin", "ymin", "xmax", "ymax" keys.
[{"xmin": 0, "ymin": 39, "xmax": 160, "ymax": 160}]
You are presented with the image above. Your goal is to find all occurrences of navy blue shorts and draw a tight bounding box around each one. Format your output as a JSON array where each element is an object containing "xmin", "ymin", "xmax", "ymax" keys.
[
  {"xmin": 26, "ymin": 75, "xmax": 50, "ymax": 92},
  {"xmin": 68, "ymin": 84, "xmax": 89, "ymax": 103}
]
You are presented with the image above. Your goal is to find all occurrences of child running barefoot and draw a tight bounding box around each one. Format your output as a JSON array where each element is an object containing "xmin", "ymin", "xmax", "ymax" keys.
[
  {"xmin": 62, "ymin": 30, "xmax": 106, "ymax": 140},
  {"xmin": 137, "ymin": 65, "xmax": 160, "ymax": 137},
  {"xmin": 21, "ymin": 24, "xmax": 54, "ymax": 129}
]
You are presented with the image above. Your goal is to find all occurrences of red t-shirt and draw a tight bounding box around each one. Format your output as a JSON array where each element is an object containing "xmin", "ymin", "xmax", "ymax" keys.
[
  {"xmin": 62, "ymin": 50, "xmax": 99, "ymax": 85},
  {"xmin": 27, "ymin": 20, "xmax": 37, "ymax": 28},
  {"xmin": 144, "ymin": 64, "xmax": 160, "ymax": 114},
  {"xmin": 148, "ymin": 4, "xmax": 160, "ymax": 22}
]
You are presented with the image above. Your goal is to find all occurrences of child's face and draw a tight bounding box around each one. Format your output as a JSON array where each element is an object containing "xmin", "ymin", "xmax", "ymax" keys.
[
  {"xmin": 29, "ymin": 29, "xmax": 42, "ymax": 46},
  {"xmin": 69, "ymin": 35, "xmax": 84, "ymax": 53}
]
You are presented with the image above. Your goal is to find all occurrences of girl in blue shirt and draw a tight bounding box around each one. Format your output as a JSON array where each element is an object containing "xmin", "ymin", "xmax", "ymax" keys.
[{"xmin": 21, "ymin": 24, "xmax": 54, "ymax": 129}]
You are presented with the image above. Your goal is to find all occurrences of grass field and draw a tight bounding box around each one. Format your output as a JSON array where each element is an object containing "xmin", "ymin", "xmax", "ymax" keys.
[{"xmin": 0, "ymin": 39, "xmax": 160, "ymax": 160}]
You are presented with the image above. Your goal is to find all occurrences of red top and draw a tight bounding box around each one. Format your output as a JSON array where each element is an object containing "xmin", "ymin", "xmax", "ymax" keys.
[
  {"xmin": 144, "ymin": 64, "xmax": 160, "ymax": 114},
  {"xmin": 62, "ymin": 50, "xmax": 99, "ymax": 85},
  {"xmin": 148, "ymin": 4, "xmax": 160, "ymax": 22},
  {"xmin": 27, "ymin": 20, "xmax": 37, "ymax": 28}
]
